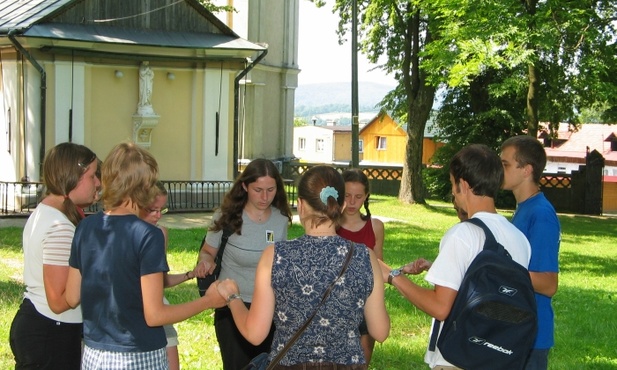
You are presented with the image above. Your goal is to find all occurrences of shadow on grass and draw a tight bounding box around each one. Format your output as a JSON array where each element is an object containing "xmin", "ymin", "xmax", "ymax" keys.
[
  {"xmin": 559, "ymin": 250, "xmax": 617, "ymax": 277},
  {"xmin": 559, "ymin": 214, "xmax": 617, "ymax": 239},
  {"xmin": 552, "ymin": 284, "xmax": 617, "ymax": 369}
]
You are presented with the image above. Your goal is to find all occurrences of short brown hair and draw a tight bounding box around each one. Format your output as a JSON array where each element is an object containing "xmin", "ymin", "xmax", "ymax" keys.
[
  {"xmin": 501, "ymin": 135, "xmax": 547, "ymax": 184},
  {"xmin": 101, "ymin": 142, "xmax": 159, "ymax": 210}
]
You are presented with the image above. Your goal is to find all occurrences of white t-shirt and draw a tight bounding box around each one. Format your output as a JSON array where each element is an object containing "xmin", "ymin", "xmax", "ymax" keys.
[
  {"xmin": 423, "ymin": 212, "xmax": 531, "ymax": 368},
  {"xmin": 22, "ymin": 203, "xmax": 82, "ymax": 323}
]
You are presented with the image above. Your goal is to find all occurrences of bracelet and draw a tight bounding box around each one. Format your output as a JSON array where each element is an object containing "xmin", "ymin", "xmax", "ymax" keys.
[
  {"xmin": 185, "ymin": 271, "xmax": 193, "ymax": 280},
  {"xmin": 226, "ymin": 293, "xmax": 241, "ymax": 305}
]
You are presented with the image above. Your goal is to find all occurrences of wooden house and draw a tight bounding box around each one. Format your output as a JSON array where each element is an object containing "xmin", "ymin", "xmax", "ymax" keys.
[{"xmin": 359, "ymin": 112, "xmax": 443, "ymax": 166}]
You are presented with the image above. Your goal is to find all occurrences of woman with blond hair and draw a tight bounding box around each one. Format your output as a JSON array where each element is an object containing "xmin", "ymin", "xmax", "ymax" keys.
[{"xmin": 64, "ymin": 142, "xmax": 225, "ymax": 369}]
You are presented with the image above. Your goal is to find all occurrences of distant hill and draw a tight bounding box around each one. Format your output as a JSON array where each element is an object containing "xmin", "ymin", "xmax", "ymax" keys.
[{"xmin": 295, "ymin": 82, "xmax": 395, "ymax": 124}]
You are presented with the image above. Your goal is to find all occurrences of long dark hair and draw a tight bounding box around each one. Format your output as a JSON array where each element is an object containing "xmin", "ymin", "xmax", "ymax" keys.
[
  {"xmin": 342, "ymin": 168, "xmax": 372, "ymax": 221},
  {"xmin": 212, "ymin": 159, "xmax": 292, "ymax": 234}
]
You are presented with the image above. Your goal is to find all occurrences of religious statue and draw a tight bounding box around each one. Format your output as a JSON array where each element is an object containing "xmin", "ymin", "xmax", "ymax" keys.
[{"xmin": 137, "ymin": 61, "xmax": 155, "ymax": 115}]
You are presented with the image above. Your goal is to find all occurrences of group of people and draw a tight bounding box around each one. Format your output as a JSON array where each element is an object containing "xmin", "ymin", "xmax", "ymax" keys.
[{"xmin": 8, "ymin": 135, "xmax": 559, "ymax": 370}]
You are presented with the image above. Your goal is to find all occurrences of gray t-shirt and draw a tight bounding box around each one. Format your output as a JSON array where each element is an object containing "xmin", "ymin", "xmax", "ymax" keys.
[{"xmin": 205, "ymin": 207, "xmax": 289, "ymax": 302}]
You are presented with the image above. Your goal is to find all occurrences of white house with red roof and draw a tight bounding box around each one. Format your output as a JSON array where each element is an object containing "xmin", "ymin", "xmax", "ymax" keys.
[
  {"xmin": 540, "ymin": 123, "xmax": 617, "ymax": 177},
  {"xmin": 539, "ymin": 123, "xmax": 617, "ymax": 213}
]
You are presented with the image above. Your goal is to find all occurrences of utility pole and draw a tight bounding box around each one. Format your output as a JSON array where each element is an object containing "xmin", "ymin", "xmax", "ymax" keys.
[{"xmin": 351, "ymin": 0, "xmax": 359, "ymax": 168}]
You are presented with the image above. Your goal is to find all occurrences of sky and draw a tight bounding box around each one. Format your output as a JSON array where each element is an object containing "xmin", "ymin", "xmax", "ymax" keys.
[{"xmin": 297, "ymin": 0, "xmax": 396, "ymax": 87}]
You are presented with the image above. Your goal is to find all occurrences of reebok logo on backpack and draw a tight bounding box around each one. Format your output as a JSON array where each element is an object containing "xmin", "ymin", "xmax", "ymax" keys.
[{"xmin": 429, "ymin": 217, "xmax": 537, "ymax": 370}]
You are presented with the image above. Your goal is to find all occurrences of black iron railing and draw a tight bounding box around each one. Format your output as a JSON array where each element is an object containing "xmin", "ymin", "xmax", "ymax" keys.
[
  {"xmin": 0, "ymin": 179, "xmax": 297, "ymax": 216},
  {"xmin": 0, "ymin": 162, "xmax": 585, "ymax": 216}
]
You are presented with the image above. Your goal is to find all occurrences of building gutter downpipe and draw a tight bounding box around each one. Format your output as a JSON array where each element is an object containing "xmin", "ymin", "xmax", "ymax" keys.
[
  {"xmin": 233, "ymin": 45, "xmax": 268, "ymax": 176},
  {"xmin": 8, "ymin": 29, "xmax": 46, "ymax": 174}
]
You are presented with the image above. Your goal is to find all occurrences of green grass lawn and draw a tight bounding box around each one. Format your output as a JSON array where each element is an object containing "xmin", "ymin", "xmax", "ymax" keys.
[{"xmin": 1, "ymin": 196, "xmax": 616, "ymax": 369}]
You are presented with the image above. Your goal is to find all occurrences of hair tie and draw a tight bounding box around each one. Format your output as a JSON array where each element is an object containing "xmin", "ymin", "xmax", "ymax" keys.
[
  {"xmin": 64, "ymin": 195, "xmax": 70, "ymax": 200},
  {"xmin": 319, "ymin": 186, "xmax": 338, "ymax": 205}
]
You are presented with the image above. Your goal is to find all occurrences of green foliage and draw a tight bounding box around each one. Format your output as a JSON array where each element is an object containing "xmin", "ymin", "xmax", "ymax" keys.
[
  {"xmin": 425, "ymin": 0, "xmax": 617, "ymax": 132},
  {"xmin": 2, "ymin": 203, "xmax": 617, "ymax": 369},
  {"xmin": 293, "ymin": 117, "xmax": 307, "ymax": 127},
  {"xmin": 196, "ymin": 0, "xmax": 235, "ymax": 13}
]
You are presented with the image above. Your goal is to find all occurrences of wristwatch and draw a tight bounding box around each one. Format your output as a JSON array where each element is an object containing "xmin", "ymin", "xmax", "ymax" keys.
[
  {"xmin": 226, "ymin": 293, "xmax": 242, "ymax": 305},
  {"xmin": 388, "ymin": 268, "xmax": 403, "ymax": 285}
]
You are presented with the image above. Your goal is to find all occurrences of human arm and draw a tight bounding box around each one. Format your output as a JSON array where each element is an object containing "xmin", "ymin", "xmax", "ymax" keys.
[
  {"xmin": 64, "ymin": 266, "xmax": 82, "ymax": 309},
  {"xmin": 42, "ymin": 223, "xmax": 78, "ymax": 314},
  {"xmin": 515, "ymin": 206, "xmax": 560, "ymax": 297},
  {"xmin": 141, "ymin": 271, "xmax": 226, "ymax": 327},
  {"xmin": 379, "ymin": 259, "xmax": 457, "ymax": 321},
  {"xmin": 45, "ymin": 265, "xmax": 74, "ymax": 313},
  {"xmin": 216, "ymin": 245, "xmax": 276, "ymax": 345},
  {"xmin": 371, "ymin": 218, "xmax": 385, "ymax": 261},
  {"xmin": 194, "ymin": 238, "xmax": 218, "ymax": 278},
  {"xmin": 364, "ymin": 250, "xmax": 390, "ymax": 342},
  {"xmin": 530, "ymin": 272, "xmax": 558, "ymax": 297},
  {"xmin": 164, "ymin": 268, "xmax": 199, "ymax": 288}
]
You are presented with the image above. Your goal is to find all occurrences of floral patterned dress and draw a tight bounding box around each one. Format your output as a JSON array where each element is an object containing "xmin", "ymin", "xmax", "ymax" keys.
[{"xmin": 270, "ymin": 235, "xmax": 373, "ymax": 366}]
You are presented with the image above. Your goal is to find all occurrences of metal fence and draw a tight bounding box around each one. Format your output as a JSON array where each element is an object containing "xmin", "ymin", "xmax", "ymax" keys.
[
  {"xmin": 1, "ymin": 161, "xmax": 594, "ymax": 216},
  {"xmin": 0, "ymin": 180, "xmax": 297, "ymax": 216}
]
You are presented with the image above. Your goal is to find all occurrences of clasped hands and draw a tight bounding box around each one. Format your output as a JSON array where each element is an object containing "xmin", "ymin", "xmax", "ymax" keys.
[{"xmin": 378, "ymin": 258, "xmax": 432, "ymax": 283}]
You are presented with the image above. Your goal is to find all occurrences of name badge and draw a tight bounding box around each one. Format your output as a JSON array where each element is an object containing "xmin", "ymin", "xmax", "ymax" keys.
[{"xmin": 266, "ymin": 230, "xmax": 274, "ymax": 243}]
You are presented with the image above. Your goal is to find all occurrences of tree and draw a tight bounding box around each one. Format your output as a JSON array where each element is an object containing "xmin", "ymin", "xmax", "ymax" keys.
[
  {"xmin": 424, "ymin": 0, "xmax": 617, "ymax": 137},
  {"xmin": 294, "ymin": 117, "xmax": 308, "ymax": 127},
  {"xmin": 312, "ymin": 0, "xmax": 438, "ymax": 204}
]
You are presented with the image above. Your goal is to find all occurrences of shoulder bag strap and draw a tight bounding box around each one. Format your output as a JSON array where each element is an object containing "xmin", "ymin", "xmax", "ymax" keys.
[
  {"xmin": 205, "ymin": 227, "xmax": 233, "ymax": 261},
  {"xmin": 266, "ymin": 242, "xmax": 356, "ymax": 369}
]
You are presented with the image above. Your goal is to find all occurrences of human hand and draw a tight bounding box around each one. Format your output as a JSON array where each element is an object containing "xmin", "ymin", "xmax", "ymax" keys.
[
  {"xmin": 194, "ymin": 259, "xmax": 215, "ymax": 278},
  {"xmin": 377, "ymin": 259, "xmax": 393, "ymax": 284},
  {"xmin": 401, "ymin": 258, "xmax": 432, "ymax": 275},
  {"xmin": 202, "ymin": 281, "xmax": 226, "ymax": 309},
  {"xmin": 216, "ymin": 279, "xmax": 239, "ymax": 300}
]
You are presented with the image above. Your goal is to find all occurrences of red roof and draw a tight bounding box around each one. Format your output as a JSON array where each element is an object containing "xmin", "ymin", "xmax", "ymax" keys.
[{"xmin": 540, "ymin": 123, "xmax": 617, "ymax": 166}]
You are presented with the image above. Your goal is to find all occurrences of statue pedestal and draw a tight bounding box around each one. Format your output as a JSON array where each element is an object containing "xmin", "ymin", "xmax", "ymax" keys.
[{"xmin": 133, "ymin": 114, "xmax": 160, "ymax": 148}]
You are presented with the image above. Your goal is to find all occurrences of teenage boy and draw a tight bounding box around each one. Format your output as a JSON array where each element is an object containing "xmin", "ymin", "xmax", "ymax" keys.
[
  {"xmin": 501, "ymin": 135, "xmax": 561, "ymax": 370},
  {"xmin": 380, "ymin": 144, "xmax": 531, "ymax": 369}
]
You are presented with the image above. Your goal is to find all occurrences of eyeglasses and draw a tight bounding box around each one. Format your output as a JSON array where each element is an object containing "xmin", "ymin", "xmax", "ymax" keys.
[{"xmin": 146, "ymin": 207, "xmax": 168, "ymax": 215}]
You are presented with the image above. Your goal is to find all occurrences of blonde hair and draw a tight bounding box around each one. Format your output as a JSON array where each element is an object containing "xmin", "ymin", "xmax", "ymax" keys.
[{"xmin": 101, "ymin": 142, "xmax": 159, "ymax": 210}]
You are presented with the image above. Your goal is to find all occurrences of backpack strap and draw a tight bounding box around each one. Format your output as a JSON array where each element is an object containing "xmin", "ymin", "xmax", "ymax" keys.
[
  {"xmin": 464, "ymin": 217, "xmax": 511, "ymax": 258},
  {"xmin": 428, "ymin": 217, "xmax": 510, "ymax": 351}
]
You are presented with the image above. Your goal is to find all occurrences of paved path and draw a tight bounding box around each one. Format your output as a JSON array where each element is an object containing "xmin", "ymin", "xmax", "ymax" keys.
[
  {"xmin": 0, "ymin": 212, "xmax": 217, "ymax": 229},
  {"xmin": 1, "ymin": 212, "xmax": 398, "ymax": 229}
]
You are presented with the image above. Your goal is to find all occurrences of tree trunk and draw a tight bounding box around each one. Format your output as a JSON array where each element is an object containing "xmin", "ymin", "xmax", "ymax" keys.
[
  {"xmin": 525, "ymin": 0, "xmax": 539, "ymax": 138},
  {"xmin": 527, "ymin": 63, "xmax": 539, "ymax": 138},
  {"xmin": 398, "ymin": 10, "xmax": 436, "ymax": 204}
]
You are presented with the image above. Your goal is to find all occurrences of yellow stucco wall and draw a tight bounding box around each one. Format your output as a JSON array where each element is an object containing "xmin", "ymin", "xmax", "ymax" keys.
[{"xmin": 75, "ymin": 64, "xmax": 234, "ymax": 180}]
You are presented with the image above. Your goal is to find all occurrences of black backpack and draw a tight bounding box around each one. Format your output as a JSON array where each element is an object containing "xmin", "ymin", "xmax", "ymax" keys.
[{"xmin": 429, "ymin": 217, "xmax": 537, "ymax": 370}]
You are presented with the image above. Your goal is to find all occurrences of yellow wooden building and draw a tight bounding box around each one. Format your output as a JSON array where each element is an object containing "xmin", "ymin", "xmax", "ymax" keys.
[{"xmin": 359, "ymin": 112, "xmax": 442, "ymax": 165}]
